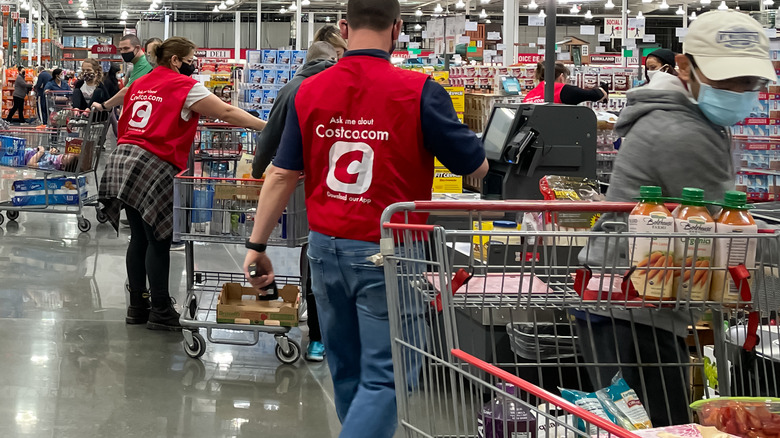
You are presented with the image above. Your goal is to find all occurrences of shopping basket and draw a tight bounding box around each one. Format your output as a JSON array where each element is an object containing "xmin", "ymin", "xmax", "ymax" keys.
[{"xmin": 380, "ymin": 200, "xmax": 780, "ymax": 436}]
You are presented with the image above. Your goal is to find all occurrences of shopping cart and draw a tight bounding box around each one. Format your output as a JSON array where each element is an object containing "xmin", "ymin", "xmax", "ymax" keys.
[
  {"xmin": 0, "ymin": 110, "xmax": 111, "ymax": 231},
  {"xmin": 45, "ymin": 90, "xmax": 74, "ymax": 127},
  {"xmin": 380, "ymin": 200, "xmax": 780, "ymax": 437},
  {"xmin": 175, "ymin": 122, "xmax": 308, "ymax": 362}
]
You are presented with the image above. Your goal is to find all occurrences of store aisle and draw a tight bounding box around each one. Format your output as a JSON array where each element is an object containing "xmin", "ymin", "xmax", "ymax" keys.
[{"xmin": 0, "ymin": 211, "xmax": 344, "ymax": 438}]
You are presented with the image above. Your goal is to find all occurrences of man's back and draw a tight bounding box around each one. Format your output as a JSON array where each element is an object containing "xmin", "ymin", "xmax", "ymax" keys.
[{"xmin": 293, "ymin": 51, "xmax": 432, "ymax": 242}]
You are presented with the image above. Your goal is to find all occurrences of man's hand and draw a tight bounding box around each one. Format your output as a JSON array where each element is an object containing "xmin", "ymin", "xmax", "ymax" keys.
[
  {"xmin": 243, "ymin": 249, "xmax": 275, "ymax": 291},
  {"xmin": 91, "ymin": 102, "xmax": 107, "ymax": 111}
]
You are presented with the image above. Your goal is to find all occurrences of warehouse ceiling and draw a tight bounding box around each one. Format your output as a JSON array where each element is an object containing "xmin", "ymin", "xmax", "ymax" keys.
[{"xmin": 37, "ymin": 0, "xmax": 770, "ymax": 31}]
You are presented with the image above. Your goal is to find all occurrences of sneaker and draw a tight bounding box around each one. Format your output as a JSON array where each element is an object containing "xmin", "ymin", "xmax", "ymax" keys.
[
  {"xmin": 170, "ymin": 242, "xmax": 186, "ymax": 251},
  {"xmin": 305, "ymin": 341, "xmax": 325, "ymax": 362},
  {"xmin": 147, "ymin": 300, "xmax": 182, "ymax": 331}
]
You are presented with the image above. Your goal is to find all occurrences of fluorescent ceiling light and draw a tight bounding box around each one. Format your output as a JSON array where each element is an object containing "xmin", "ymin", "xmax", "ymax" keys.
[
  {"xmin": 717, "ymin": 1, "xmax": 728, "ymax": 9},
  {"xmin": 529, "ymin": 0, "xmax": 538, "ymax": 9},
  {"xmin": 434, "ymin": 3, "xmax": 443, "ymax": 13},
  {"xmin": 479, "ymin": 8, "xmax": 487, "ymax": 17},
  {"xmin": 539, "ymin": 9, "xmax": 546, "ymax": 17},
  {"xmin": 605, "ymin": 0, "xmax": 615, "ymax": 9},
  {"xmin": 584, "ymin": 9, "xmax": 593, "ymax": 18},
  {"xmin": 289, "ymin": 1, "xmax": 297, "ymax": 11}
]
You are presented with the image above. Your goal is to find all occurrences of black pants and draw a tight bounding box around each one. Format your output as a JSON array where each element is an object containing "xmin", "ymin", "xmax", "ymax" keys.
[
  {"xmin": 574, "ymin": 315, "xmax": 691, "ymax": 427},
  {"xmin": 300, "ymin": 244, "xmax": 321, "ymax": 342},
  {"xmin": 6, "ymin": 96, "xmax": 26, "ymax": 123},
  {"xmin": 125, "ymin": 206, "xmax": 172, "ymax": 307}
]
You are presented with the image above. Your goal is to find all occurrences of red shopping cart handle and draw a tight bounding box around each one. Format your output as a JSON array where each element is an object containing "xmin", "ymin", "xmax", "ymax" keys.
[{"xmin": 451, "ymin": 348, "xmax": 641, "ymax": 438}]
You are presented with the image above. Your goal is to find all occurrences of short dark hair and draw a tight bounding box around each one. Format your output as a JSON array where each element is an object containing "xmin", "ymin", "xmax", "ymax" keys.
[
  {"xmin": 120, "ymin": 34, "xmax": 142, "ymax": 47},
  {"xmin": 52, "ymin": 68, "xmax": 63, "ymax": 78},
  {"xmin": 347, "ymin": 0, "xmax": 400, "ymax": 31}
]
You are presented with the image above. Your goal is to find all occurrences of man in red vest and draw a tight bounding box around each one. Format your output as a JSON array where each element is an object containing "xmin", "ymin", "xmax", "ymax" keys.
[{"xmin": 243, "ymin": 0, "xmax": 487, "ymax": 436}]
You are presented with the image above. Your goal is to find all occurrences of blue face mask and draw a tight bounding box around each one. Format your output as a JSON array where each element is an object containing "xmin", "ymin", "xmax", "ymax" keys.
[{"xmin": 692, "ymin": 68, "xmax": 759, "ymax": 127}]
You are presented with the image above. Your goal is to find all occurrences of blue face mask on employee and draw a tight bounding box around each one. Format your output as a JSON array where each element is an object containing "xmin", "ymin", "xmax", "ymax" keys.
[{"xmin": 692, "ymin": 68, "xmax": 759, "ymax": 127}]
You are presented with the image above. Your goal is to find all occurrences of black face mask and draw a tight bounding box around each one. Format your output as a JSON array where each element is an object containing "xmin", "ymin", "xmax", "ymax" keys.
[
  {"xmin": 178, "ymin": 61, "xmax": 195, "ymax": 77},
  {"xmin": 121, "ymin": 50, "xmax": 136, "ymax": 63}
]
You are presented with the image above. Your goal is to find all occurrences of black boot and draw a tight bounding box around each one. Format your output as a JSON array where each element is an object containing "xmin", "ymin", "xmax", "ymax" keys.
[
  {"xmin": 147, "ymin": 298, "xmax": 182, "ymax": 331},
  {"xmin": 126, "ymin": 287, "xmax": 151, "ymax": 325}
]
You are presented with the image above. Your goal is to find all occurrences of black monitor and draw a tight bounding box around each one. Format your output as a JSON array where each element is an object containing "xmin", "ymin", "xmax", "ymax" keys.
[{"xmin": 482, "ymin": 103, "xmax": 597, "ymax": 200}]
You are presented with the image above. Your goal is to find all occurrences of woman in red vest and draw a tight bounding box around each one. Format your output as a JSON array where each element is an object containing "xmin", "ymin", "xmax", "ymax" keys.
[
  {"xmin": 98, "ymin": 37, "xmax": 266, "ymax": 331},
  {"xmin": 523, "ymin": 61, "xmax": 609, "ymax": 105}
]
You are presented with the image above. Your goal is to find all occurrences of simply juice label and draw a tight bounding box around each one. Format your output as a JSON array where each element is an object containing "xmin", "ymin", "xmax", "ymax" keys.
[
  {"xmin": 674, "ymin": 215, "xmax": 715, "ymax": 301},
  {"xmin": 629, "ymin": 211, "xmax": 675, "ymax": 299}
]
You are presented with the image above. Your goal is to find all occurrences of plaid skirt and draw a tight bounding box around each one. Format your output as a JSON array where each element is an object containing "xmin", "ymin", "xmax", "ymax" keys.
[{"xmin": 98, "ymin": 143, "xmax": 178, "ymax": 241}]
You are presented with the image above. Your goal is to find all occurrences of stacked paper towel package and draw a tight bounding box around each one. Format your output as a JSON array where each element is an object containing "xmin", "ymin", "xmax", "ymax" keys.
[
  {"xmin": 239, "ymin": 49, "xmax": 307, "ymax": 120},
  {"xmin": 11, "ymin": 177, "xmax": 87, "ymax": 206}
]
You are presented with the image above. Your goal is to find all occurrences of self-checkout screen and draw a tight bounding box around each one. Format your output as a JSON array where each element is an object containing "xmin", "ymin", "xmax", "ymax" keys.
[{"xmin": 483, "ymin": 107, "xmax": 516, "ymax": 162}]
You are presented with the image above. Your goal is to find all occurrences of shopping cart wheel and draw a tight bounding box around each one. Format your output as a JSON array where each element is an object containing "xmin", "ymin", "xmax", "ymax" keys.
[
  {"xmin": 0, "ymin": 213, "xmax": 5, "ymax": 226},
  {"xmin": 183, "ymin": 332, "xmax": 206, "ymax": 359},
  {"xmin": 6, "ymin": 211, "xmax": 18, "ymax": 221},
  {"xmin": 275, "ymin": 337, "xmax": 301, "ymax": 364},
  {"xmin": 95, "ymin": 209, "xmax": 108, "ymax": 223},
  {"xmin": 78, "ymin": 218, "xmax": 91, "ymax": 233}
]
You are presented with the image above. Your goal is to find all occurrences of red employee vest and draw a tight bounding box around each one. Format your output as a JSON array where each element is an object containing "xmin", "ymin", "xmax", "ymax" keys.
[
  {"xmin": 294, "ymin": 55, "xmax": 433, "ymax": 243},
  {"xmin": 117, "ymin": 67, "xmax": 200, "ymax": 170},
  {"xmin": 522, "ymin": 81, "xmax": 564, "ymax": 104}
]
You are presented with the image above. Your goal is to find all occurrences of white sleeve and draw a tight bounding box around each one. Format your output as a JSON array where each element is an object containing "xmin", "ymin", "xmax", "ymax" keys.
[{"xmin": 183, "ymin": 82, "xmax": 212, "ymax": 109}]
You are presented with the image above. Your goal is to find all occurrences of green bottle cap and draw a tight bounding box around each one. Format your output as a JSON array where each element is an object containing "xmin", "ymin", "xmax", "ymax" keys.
[
  {"xmin": 723, "ymin": 191, "xmax": 749, "ymax": 209},
  {"xmin": 681, "ymin": 187, "xmax": 706, "ymax": 205},
  {"xmin": 639, "ymin": 186, "xmax": 663, "ymax": 199}
]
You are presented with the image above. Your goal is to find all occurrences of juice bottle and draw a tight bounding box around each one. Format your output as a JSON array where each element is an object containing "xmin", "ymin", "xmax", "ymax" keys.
[
  {"xmin": 629, "ymin": 186, "xmax": 675, "ymax": 300},
  {"xmin": 673, "ymin": 188, "xmax": 715, "ymax": 301},
  {"xmin": 710, "ymin": 191, "xmax": 758, "ymax": 303}
]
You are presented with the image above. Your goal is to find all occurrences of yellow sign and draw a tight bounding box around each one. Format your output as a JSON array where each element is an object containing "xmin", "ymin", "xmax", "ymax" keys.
[
  {"xmin": 432, "ymin": 71, "xmax": 449, "ymax": 84},
  {"xmin": 433, "ymin": 158, "xmax": 462, "ymax": 194},
  {"xmin": 444, "ymin": 86, "xmax": 465, "ymax": 122}
]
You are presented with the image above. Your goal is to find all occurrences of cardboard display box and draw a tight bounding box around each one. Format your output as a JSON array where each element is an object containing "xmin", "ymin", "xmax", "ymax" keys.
[{"xmin": 216, "ymin": 283, "xmax": 300, "ymax": 327}]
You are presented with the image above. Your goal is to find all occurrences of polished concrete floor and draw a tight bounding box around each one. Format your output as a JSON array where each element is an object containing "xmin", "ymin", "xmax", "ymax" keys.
[{"xmin": 0, "ymin": 188, "xmax": 346, "ymax": 437}]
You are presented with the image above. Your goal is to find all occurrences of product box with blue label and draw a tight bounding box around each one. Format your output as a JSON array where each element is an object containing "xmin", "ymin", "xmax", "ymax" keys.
[
  {"xmin": 261, "ymin": 107, "xmax": 272, "ymax": 121},
  {"xmin": 277, "ymin": 50, "xmax": 293, "ymax": 65},
  {"xmin": 246, "ymin": 89, "xmax": 264, "ymax": 104},
  {"xmin": 12, "ymin": 176, "xmax": 87, "ymax": 206},
  {"xmin": 275, "ymin": 66, "xmax": 291, "ymax": 86},
  {"xmin": 262, "ymin": 88, "xmax": 278, "ymax": 105},
  {"xmin": 262, "ymin": 50, "xmax": 278, "ymax": 64},
  {"xmin": 292, "ymin": 50, "xmax": 306, "ymax": 65},
  {"xmin": 262, "ymin": 69, "xmax": 277, "ymax": 85},
  {"xmin": 247, "ymin": 69, "xmax": 265, "ymax": 84},
  {"xmin": 0, "ymin": 135, "xmax": 27, "ymax": 167}
]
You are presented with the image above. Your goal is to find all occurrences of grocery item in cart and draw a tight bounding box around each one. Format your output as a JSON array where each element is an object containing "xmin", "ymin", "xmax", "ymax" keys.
[
  {"xmin": 559, "ymin": 386, "xmax": 616, "ymax": 435},
  {"xmin": 477, "ymin": 383, "xmax": 537, "ymax": 438},
  {"xmin": 216, "ymin": 282, "xmax": 300, "ymax": 327},
  {"xmin": 634, "ymin": 423, "xmax": 739, "ymax": 438},
  {"xmin": 691, "ymin": 397, "xmax": 780, "ymax": 438},
  {"xmin": 12, "ymin": 176, "xmax": 86, "ymax": 206},
  {"xmin": 628, "ymin": 186, "xmax": 675, "ymax": 300},
  {"xmin": 539, "ymin": 175, "xmax": 602, "ymax": 230},
  {"xmin": 595, "ymin": 372, "xmax": 652, "ymax": 430},
  {"xmin": 672, "ymin": 188, "xmax": 715, "ymax": 301},
  {"xmin": 710, "ymin": 191, "xmax": 758, "ymax": 303}
]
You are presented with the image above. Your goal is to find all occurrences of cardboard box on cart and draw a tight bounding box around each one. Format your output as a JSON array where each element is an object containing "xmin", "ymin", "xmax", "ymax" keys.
[{"xmin": 216, "ymin": 283, "xmax": 300, "ymax": 327}]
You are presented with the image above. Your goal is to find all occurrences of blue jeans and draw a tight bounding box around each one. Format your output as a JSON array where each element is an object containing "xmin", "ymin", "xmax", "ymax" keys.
[{"xmin": 307, "ymin": 231, "xmax": 404, "ymax": 438}]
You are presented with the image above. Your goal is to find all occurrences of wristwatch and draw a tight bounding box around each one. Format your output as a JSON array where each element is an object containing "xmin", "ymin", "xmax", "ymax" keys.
[
  {"xmin": 245, "ymin": 240, "xmax": 267, "ymax": 253},
  {"xmin": 100, "ymin": 103, "xmax": 107, "ymax": 111}
]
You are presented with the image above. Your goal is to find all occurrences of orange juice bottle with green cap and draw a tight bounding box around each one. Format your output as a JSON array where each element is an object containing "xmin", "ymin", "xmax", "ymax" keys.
[
  {"xmin": 629, "ymin": 186, "xmax": 675, "ymax": 300},
  {"xmin": 710, "ymin": 191, "xmax": 757, "ymax": 303},
  {"xmin": 673, "ymin": 188, "xmax": 715, "ymax": 301}
]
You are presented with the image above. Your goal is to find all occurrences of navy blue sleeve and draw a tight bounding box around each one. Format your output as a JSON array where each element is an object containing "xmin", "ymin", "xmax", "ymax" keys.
[
  {"xmin": 272, "ymin": 96, "xmax": 305, "ymax": 171},
  {"xmin": 420, "ymin": 79, "xmax": 485, "ymax": 175}
]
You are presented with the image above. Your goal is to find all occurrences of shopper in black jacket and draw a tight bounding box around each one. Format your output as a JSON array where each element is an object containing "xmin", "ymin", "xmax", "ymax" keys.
[
  {"xmin": 72, "ymin": 59, "xmax": 111, "ymax": 111},
  {"xmin": 251, "ymin": 41, "xmax": 337, "ymax": 363},
  {"xmin": 252, "ymin": 42, "xmax": 337, "ymax": 178}
]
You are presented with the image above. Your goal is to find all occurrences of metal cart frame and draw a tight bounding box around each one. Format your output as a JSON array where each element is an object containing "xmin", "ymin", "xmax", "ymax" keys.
[
  {"xmin": 0, "ymin": 110, "xmax": 111, "ymax": 232},
  {"xmin": 380, "ymin": 200, "xmax": 780, "ymax": 437},
  {"xmin": 175, "ymin": 123, "xmax": 308, "ymax": 363}
]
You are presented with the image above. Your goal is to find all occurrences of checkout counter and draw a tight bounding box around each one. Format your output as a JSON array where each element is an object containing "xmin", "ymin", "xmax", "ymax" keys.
[{"xmin": 427, "ymin": 103, "xmax": 599, "ymax": 392}]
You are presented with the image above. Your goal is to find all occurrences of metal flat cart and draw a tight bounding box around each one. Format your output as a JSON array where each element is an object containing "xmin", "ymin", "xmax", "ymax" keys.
[{"xmin": 174, "ymin": 122, "xmax": 308, "ymax": 362}]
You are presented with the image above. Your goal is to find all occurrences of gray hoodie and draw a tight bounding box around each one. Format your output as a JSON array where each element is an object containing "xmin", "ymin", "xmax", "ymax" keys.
[
  {"xmin": 252, "ymin": 58, "xmax": 336, "ymax": 178},
  {"xmin": 579, "ymin": 72, "xmax": 734, "ymax": 337}
]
